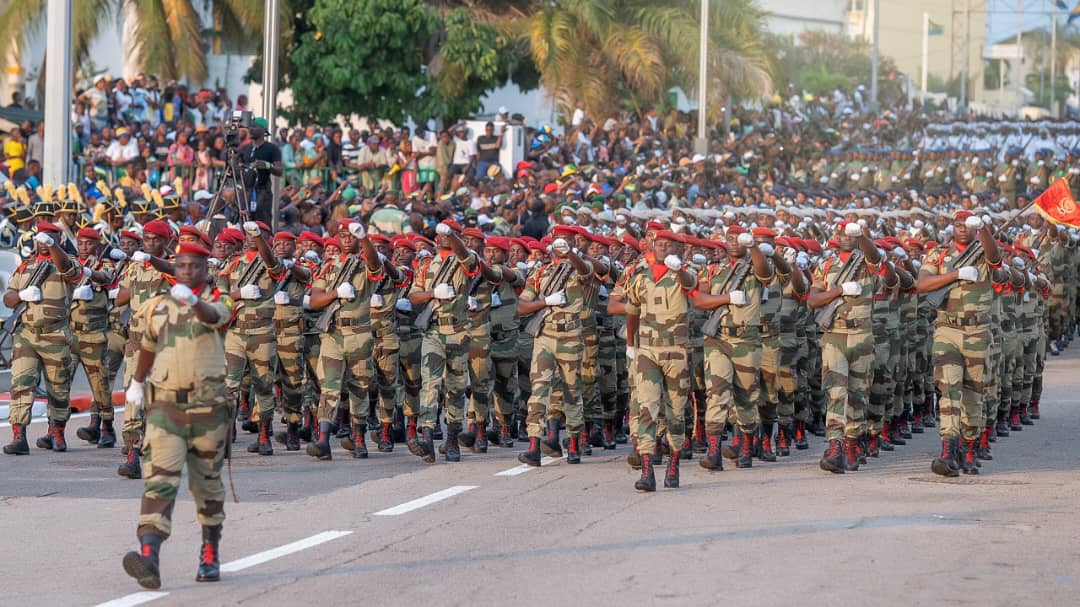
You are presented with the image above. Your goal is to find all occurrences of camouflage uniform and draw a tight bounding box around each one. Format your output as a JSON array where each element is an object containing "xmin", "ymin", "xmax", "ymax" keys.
[
  {"xmin": 120, "ymin": 260, "xmax": 173, "ymax": 450},
  {"xmin": 464, "ymin": 268, "xmax": 495, "ymax": 433},
  {"xmin": 69, "ymin": 258, "xmax": 117, "ymax": 429},
  {"xmin": 271, "ymin": 259, "xmax": 309, "ymax": 426},
  {"xmin": 490, "ymin": 264, "xmax": 525, "ymax": 431},
  {"xmin": 370, "ymin": 264, "xmax": 410, "ymax": 427},
  {"xmin": 220, "ymin": 252, "xmax": 281, "ymax": 423},
  {"xmin": 394, "ymin": 266, "xmax": 421, "ymax": 420}
]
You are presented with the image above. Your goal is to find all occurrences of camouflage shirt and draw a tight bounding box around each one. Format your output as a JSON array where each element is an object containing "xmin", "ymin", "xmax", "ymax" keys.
[
  {"xmin": 8, "ymin": 254, "xmax": 83, "ymax": 330},
  {"xmin": 922, "ymin": 241, "xmax": 994, "ymax": 319},
  {"xmin": 312, "ymin": 253, "xmax": 384, "ymax": 332},
  {"xmin": 71, "ymin": 257, "xmax": 116, "ymax": 329},
  {"xmin": 122, "ymin": 259, "xmax": 174, "ymax": 334},
  {"xmin": 704, "ymin": 257, "xmax": 768, "ymax": 330},
  {"xmin": 624, "ymin": 261, "xmax": 697, "ymax": 347},
  {"xmin": 371, "ymin": 263, "xmax": 411, "ymax": 336},
  {"xmin": 409, "ymin": 249, "xmax": 479, "ymax": 334},
  {"xmin": 270, "ymin": 258, "xmax": 309, "ymax": 326},
  {"xmin": 490, "ymin": 264, "xmax": 525, "ymax": 333},
  {"xmin": 522, "ymin": 258, "xmax": 594, "ymax": 337},
  {"xmin": 220, "ymin": 251, "xmax": 282, "ymax": 330},
  {"xmin": 812, "ymin": 250, "xmax": 880, "ymax": 332}
]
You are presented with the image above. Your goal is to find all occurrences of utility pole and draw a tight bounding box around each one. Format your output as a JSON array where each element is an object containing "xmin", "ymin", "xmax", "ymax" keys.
[
  {"xmin": 262, "ymin": 0, "xmax": 281, "ymax": 231},
  {"xmin": 1016, "ymin": 0, "xmax": 1024, "ymax": 113},
  {"xmin": 43, "ymin": 0, "xmax": 72, "ymax": 187},
  {"xmin": 1051, "ymin": 13, "xmax": 1058, "ymax": 116},
  {"xmin": 960, "ymin": 0, "xmax": 970, "ymax": 111},
  {"xmin": 870, "ymin": 0, "xmax": 880, "ymax": 112},
  {"xmin": 695, "ymin": 0, "xmax": 709, "ymax": 155}
]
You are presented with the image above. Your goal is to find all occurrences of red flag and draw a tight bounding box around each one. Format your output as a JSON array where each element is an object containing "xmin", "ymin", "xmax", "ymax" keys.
[{"xmin": 1033, "ymin": 178, "xmax": 1080, "ymax": 228}]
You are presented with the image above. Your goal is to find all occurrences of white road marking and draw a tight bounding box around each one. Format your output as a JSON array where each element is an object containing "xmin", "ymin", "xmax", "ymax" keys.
[
  {"xmin": 494, "ymin": 456, "xmax": 561, "ymax": 476},
  {"xmin": 0, "ymin": 411, "xmax": 90, "ymax": 429},
  {"xmin": 94, "ymin": 591, "xmax": 169, "ymax": 607},
  {"xmin": 220, "ymin": 530, "xmax": 353, "ymax": 573},
  {"xmin": 374, "ymin": 485, "xmax": 478, "ymax": 516}
]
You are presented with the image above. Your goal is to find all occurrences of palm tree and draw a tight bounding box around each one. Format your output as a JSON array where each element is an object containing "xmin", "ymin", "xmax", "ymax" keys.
[
  {"xmin": 512, "ymin": 0, "xmax": 772, "ymax": 120},
  {"xmin": 0, "ymin": 0, "xmax": 268, "ymax": 85}
]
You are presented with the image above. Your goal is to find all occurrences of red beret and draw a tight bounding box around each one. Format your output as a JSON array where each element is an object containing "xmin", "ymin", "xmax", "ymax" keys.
[
  {"xmin": 655, "ymin": 230, "xmax": 683, "ymax": 243},
  {"xmin": 510, "ymin": 238, "xmax": 529, "ymax": 250},
  {"xmin": 337, "ymin": 218, "xmax": 355, "ymax": 229},
  {"xmin": 752, "ymin": 227, "xmax": 777, "ymax": 238},
  {"xmin": 176, "ymin": 242, "xmax": 211, "ymax": 258},
  {"xmin": 392, "ymin": 236, "xmax": 417, "ymax": 251},
  {"xmin": 299, "ymin": 230, "xmax": 324, "ymax": 246},
  {"xmin": 826, "ymin": 238, "xmax": 838, "ymax": 248},
  {"xmin": 540, "ymin": 235, "xmax": 553, "ymax": 246},
  {"xmin": 36, "ymin": 221, "xmax": 62, "ymax": 234},
  {"xmin": 645, "ymin": 221, "xmax": 666, "ymax": 232},
  {"xmin": 143, "ymin": 220, "xmax": 173, "ymax": 239},
  {"xmin": 955, "ymin": 210, "xmax": 973, "ymax": 221},
  {"xmin": 543, "ymin": 182, "xmax": 559, "ymax": 194},
  {"xmin": 441, "ymin": 219, "xmax": 463, "ymax": 233},
  {"xmin": 222, "ymin": 228, "xmax": 246, "ymax": 242},
  {"xmin": 903, "ymin": 238, "xmax": 923, "ymax": 250},
  {"xmin": 76, "ymin": 227, "xmax": 101, "ymax": 240},
  {"xmin": 590, "ymin": 234, "xmax": 612, "ymax": 247},
  {"xmin": 274, "ymin": 231, "xmax": 297, "ymax": 242},
  {"xmin": 411, "ymin": 234, "xmax": 435, "ymax": 248},
  {"xmin": 256, "ymin": 221, "xmax": 272, "ymax": 232},
  {"xmin": 620, "ymin": 235, "xmax": 641, "ymax": 252},
  {"xmin": 179, "ymin": 225, "xmax": 212, "ymax": 246},
  {"xmin": 773, "ymin": 236, "xmax": 793, "ymax": 249},
  {"xmin": 698, "ymin": 238, "xmax": 720, "ymax": 250},
  {"xmin": 119, "ymin": 230, "xmax": 142, "ymax": 241},
  {"xmin": 550, "ymin": 225, "xmax": 578, "ymax": 238},
  {"xmin": 368, "ymin": 233, "xmax": 391, "ymax": 244},
  {"xmin": 323, "ymin": 237, "xmax": 342, "ymax": 250},
  {"xmin": 519, "ymin": 236, "xmax": 538, "ymax": 245},
  {"xmin": 804, "ymin": 240, "xmax": 822, "ymax": 254},
  {"xmin": 485, "ymin": 236, "xmax": 511, "ymax": 252},
  {"xmin": 528, "ymin": 240, "xmax": 547, "ymax": 253},
  {"xmin": 884, "ymin": 236, "xmax": 904, "ymax": 248},
  {"xmin": 923, "ymin": 241, "xmax": 938, "ymax": 251},
  {"xmin": 726, "ymin": 225, "xmax": 747, "ymax": 235},
  {"xmin": 461, "ymin": 227, "xmax": 485, "ymax": 241}
]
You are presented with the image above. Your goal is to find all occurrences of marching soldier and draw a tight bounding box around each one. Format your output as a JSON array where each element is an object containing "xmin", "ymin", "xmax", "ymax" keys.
[
  {"xmin": 391, "ymin": 236, "xmax": 422, "ymax": 446},
  {"xmin": 366, "ymin": 233, "xmax": 408, "ymax": 452},
  {"xmin": 269, "ymin": 231, "xmax": 313, "ymax": 451},
  {"xmin": 458, "ymin": 227, "xmax": 504, "ymax": 453},
  {"xmin": 482, "ymin": 236, "xmax": 527, "ymax": 448}
]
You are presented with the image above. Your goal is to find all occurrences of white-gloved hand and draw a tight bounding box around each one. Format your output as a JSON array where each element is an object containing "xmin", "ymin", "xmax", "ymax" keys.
[
  {"xmin": 433, "ymin": 283, "xmax": 455, "ymax": 300},
  {"xmin": 304, "ymin": 250, "xmax": 321, "ymax": 264},
  {"xmin": 892, "ymin": 247, "xmax": 907, "ymax": 259},
  {"xmin": 125, "ymin": 380, "xmax": 144, "ymax": 408},
  {"xmin": 240, "ymin": 284, "xmax": 262, "ymax": 300},
  {"xmin": 516, "ymin": 262, "xmax": 529, "ymax": 273},
  {"xmin": 371, "ymin": 293, "xmax": 385, "ymax": 308},
  {"xmin": 170, "ymin": 283, "xmax": 198, "ymax": 305},
  {"xmin": 757, "ymin": 243, "xmax": 775, "ymax": 258},
  {"xmin": 664, "ymin": 255, "xmax": 683, "ymax": 271},
  {"xmin": 435, "ymin": 222, "xmax": 453, "ymax": 236},
  {"xmin": 964, "ymin": 215, "xmax": 983, "ymax": 230},
  {"xmin": 796, "ymin": 252, "xmax": 810, "ymax": 269},
  {"xmin": 544, "ymin": 291, "xmax": 567, "ymax": 307},
  {"xmin": 729, "ymin": 290, "xmax": 747, "ymax": 306},
  {"xmin": 109, "ymin": 249, "xmax": 127, "ymax": 261},
  {"xmin": 18, "ymin": 286, "xmax": 41, "ymax": 302},
  {"xmin": 302, "ymin": 294, "xmax": 312, "ymax": 310},
  {"xmin": 82, "ymin": 266, "xmax": 93, "ymax": 280},
  {"xmin": 34, "ymin": 232, "xmax": 54, "ymax": 246},
  {"xmin": 692, "ymin": 253, "xmax": 708, "ymax": 266},
  {"xmin": 282, "ymin": 258, "xmax": 295, "ymax": 269},
  {"xmin": 626, "ymin": 346, "xmax": 636, "ymax": 364},
  {"xmin": 132, "ymin": 251, "xmax": 150, "ymax": 263},
  {"xmin": 395, "ymin": 299, "xmax": 413, "ymax": 312},
  {"xmin": 551, "ymin": 238, "xmax": 571, "ymax": 255},
  {"xmin": 208, "ymin": 257, "xmax": 221, "ymax": 269},
  {"xmin": 844, "ymin": 222, "xmax": 863, "ymax": 237},
  {"xmin": 336, "ymin": 283, "xmax": 356, "ymax": 300},
  {"xmin": 72, "ymin": 285, "xmax": 94, "ymax": 301},
  {"xmin": 274, "ymin": 291, "xmax": 291, "ymax": 305},
  {"xmin": 242, "ymin": 221, "xmax": 261, "ymax": 236},
  {"xmin": 347, "ymin": 222, "xmax": 366, "ymax": 239},
  {"xmin": 108, "ymin": 287, "xmax": 120, "ymax": 300},
  {"xmin": 1012, "ymin": 256, "xmax": 1026, "ymax": 270},
  {"xmin": 841, "ymin": 281, "xmax": 862, "ymax": 296},
  {"xmin": 736, "ymin": 233, "xmax": 754, "ymax": 247},
  {"xmin": 957, "ymin": 266, "xmax": 979, "ymax": 282}
]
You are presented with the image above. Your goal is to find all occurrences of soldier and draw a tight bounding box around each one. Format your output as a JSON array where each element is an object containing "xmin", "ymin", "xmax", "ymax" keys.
[
  {"xmin": 103, "ymin": 231, "xmax": 142, "ymax": 400},
  {"xmin": 918, "ymin": 211, "xmax": 1003, "ymax": 476},
  {"xmin": 366, "ymin": 233, "xmax": 408, "ymax": 452},
  {"xmin": 482, "ymin": 236, "xmax": 527, "ymax": 448},
  {"xmin": 296, "ymin": 231, "xmax": 326, "ymax": 441},
  {"xmin": 458, "ymin": 227, "xmax": 505, "ymax": 453},
  {"xmin": 624, "ymin": 231, "xmax": 697, "ymax": 490},
  {"xmin": 2, "ymin": 222, "xmax": 83, "ymax": 455},
  {"xmin": 391, "ymin": 236, "xmax": 422, "ymax": 445},
  {"xmin": 120, "ymin": 241, "xmax": 234, "ymax": 590},
  {"xmin": 769, "ymin": 236, "xmax": 810, "ymax": 455},
  {"xmin": 268, "ymin": 231, "xmax": 313, "ymax": 451},
  {"xmin": 808, "ymin": 221, "xmax": 893, "ymax": 473}
]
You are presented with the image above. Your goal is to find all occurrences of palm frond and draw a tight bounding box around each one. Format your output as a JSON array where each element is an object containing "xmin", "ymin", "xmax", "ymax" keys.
[
  {"xmin": 129, "ymin": 0, "xmax": 178, "ymax": 80},
  {"xmin": 72, "ymin": 0, "xmax": 115, "ymax": 66},
  {"xmin": 0, "ymin": 0, "xmax": 46, "ymax": 58},
  {"xmin": 162, "ymin": 0, "xmax": 207, "ymax": 81}
]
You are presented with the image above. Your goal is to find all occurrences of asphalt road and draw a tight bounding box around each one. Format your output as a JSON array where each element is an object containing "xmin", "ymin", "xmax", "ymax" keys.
[{"xmin": 1, "ymin": 347, "xmax": 1078, "ymax": 607}]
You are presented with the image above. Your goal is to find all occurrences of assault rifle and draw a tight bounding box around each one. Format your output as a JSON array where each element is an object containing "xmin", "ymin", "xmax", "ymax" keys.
[
  {"xmin": 524, "ymin": 260, "xmax": 573, "ymax": 338},
  {"xmin": 702, "ymin": 258, "xmax": 751, "ymax": 338},
  {"xmin": 314, "ymin": 255, "xmax": 362, "ymax": 333},
  {"xmin": 923, "ymin": 240, "xmax": 983, "ymax": 309},
  {"xmin": 414, "ymin": 254, "xmax": 457, "ymax": 331},
  {"xmin": 2, "ymin": 260, "xmax": 53, "ymax": 341},
  {"xmin": 814, "ymin": 250, "xmax": 863, "ymax": 330}
]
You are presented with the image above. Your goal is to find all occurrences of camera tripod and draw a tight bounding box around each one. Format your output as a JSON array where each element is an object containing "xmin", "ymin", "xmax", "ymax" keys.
[{"xmin": 199, "ymin": 146, "xmax": 253, "ymax": 237}]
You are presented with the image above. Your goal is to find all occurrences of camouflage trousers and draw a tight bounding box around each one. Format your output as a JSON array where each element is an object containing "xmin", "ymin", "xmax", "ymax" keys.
[
  {"xmin": 137, "ymin": 391, "xmax": 227, "ymax": 540},
  {"xmin": 9, "ymin": 327, "xmax": 73, "ymax": 426},
  {"xmin": 806, "ymin": 335, "xmax": 825, "ymax": 416},
  {"xmin": 418, "ymin": 329, "xmax": 470, "ymax": 428},
  {"xmin": 372, "ymin": 329, "xmax": 400, "ymax": 424},
  {"xmin": 69, "ymin": 328, "xmax": 114, "ymax": 421},
  {"xmin": 466, "ymin": 325, "xmax": 493, "ymax": 425},
  {"xmin": 688, "ymin": 340, "xmax": 706, "ymax": 427},
  {"xmin": 515, "ymin": 328, "xmax": 535, "ymax": 419},
  {"xmin": 794, "ymin": 332, "xmax": 811, "ymax": 423},
  {"xmin": 868, "ymin": 325, "xmax": 892, "ymax": 434},
  {"xmin": 123, "ymin": 329, "xmax": 146, "ymax": 446},
  {"xmin": 775, "ymin": 334, "xmax": 800, "ymax": 426},
  {"xmin": 932, "ymin": 324, "xmax": 989, "ymax": 441},
  {"xmin": 580, "ymin": 326, "xmax": 600, "ymax": 421},
  {"xmin": 526, "ymin": 332, "xmax": 584, "ymax": 437},
  {"xmin": 821, "ymin": 329, "xmax": 874, "ymax": 441},
  {"xmin": 982, "ymin": 331, "xmax": 1002, "ymax": 422},
  {"xmin": 224, "ymin": 330, "xmax": 278, "ymax": 422},
  {"xmin": 703, "ymin": 334, "xmax": 761, "ymax": 435},
  {"xmin": 758, "ymin": 332, "xmax": 781, "ymax": 426},
  {"xmin": 275, "ymin": 326, "xmax": 305, "ymax": 424},
  {"xmin": 316, "ymin": 329, "xmax": 374, "ymax": 424},
  {"xmin": 490, "ymin": 327, "xmax": 519, "ymax": 422},
  {"xmin": 888, "ymin": 332, "xmax": 906, "ymax": 420},
  {"xmin": 398, "ymin": 331, "xmax": 422, "ymax": 418},
  {"xmin": 104, "ymin": 325, "xmax": 127, "ymax": 394},
  {"xmin": 1016, "ymin": 328, "xmax": 1038, "ymax": 406},
  {"xmin": 1031, "ymin": 327, "xmax": 1046, "ymax": 404},
  {"xmin": 302, "ymin": 332, "xmax": 322, "ymax": 412},
  {"xmin": 634, "ymin": 344, "xmax": 688, "ymax": 456},
  {"xmin": 598, "ymin": 327, "xmax": 618, "ymax": 421},
  {"xmin": 1001, "ymin": 332, "xmax": 1024, "ymax": 415}
]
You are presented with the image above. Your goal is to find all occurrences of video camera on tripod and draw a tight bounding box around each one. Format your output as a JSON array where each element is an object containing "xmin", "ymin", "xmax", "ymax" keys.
[{"xmin": 224, "ymin": 110, "xmax": 253, "ymax": 149}]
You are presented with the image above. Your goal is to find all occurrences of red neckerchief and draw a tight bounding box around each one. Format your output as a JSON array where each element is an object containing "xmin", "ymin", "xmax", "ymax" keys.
[
  {"xmin": 954, "ymin": 241, "xmax": 969, "ymax": 253},
  {"xmin": 244, "ymin": 250, "xmax": 259, "ymax": 262},
  {"xmin": 650, "ymin": 263, "xmax": 668, "ymax": 282},
  {"xmin": 838, "ymin": 251, "xmax": 852, "ymax": 263},
  {"xmin": 438, "ymin": 248, "xmax": 453, "ymax": 260}
]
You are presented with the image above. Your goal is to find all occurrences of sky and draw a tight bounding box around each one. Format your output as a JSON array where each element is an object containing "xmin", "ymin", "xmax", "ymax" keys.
[{"xmin": 986, "ymin": 0, "xmax": 1074, "ymax": 45}]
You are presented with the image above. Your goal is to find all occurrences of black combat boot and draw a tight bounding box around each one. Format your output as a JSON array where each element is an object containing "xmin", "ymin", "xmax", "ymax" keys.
[
  {"xmin": 842, "ymin": 437, "xmax": 860, "ymax": 472},
  {"xmin": 976, "ymin": 426, "xmax": 993, "ymax": 461},
  {"xmin": 515, "ymin": 415, "xmax": 530, "ymax": 443},
  {"xmin": 499, "ymin": 417, "xmax": 514, "ymax": 448},
  {"xmin": 240, "ymin": 395, "xmax": 257, "ymax": 434},
  {"xmin": 306, "ymin": 421, "xmax": 333, "ymax": 460},
  {"xmin": 888, "ymin": 418, "xmax": 907, "ymax": 445},
  {"xmin": 539, "ymin": 418, "xmax": 562, "ymax": 458},
  {"xmin": 678, "ymin": 435, "xmax": 692, "ymax": 461},
  {"xmin": 819, "ymin": 439, "xmax": 845, "ymax": 474},
  {"xmin": 1029, "ymin": 399, "xmax": 1041, "ymax": 420},
  {"xmin": 566, "ymin": 433, "xmax": 581, "ymax": 464},
  {"xmin": 518, "ymin": 437, "xmax": 542, "ymax": 466},
  {"xmin": 474, "ymin": 421, "xmax": 488, "ymax": 453},
  {"xmin": 910, "ymin": 408, "xmax": 925, "ymax": 433},
  {"xmin": 98, "ymin": 419, "xmax": 117, "ymax": 448},
  {"xmin": 255, "ymin": 420, "xmax": 273, "ymax": 456},
  {"xmin": 931, "ymin": 437, "xmax": 960, "ymax": 477},
  {"xmin": 866, "ymin": 433, "xmax": 880, "ymax": 458},
  {"xmin": 588, "ymin": 420, "xmax": 604, "ymax": 448},
  {"xmin": 664, "ymin": 452, "xmax": 680, "ymax": 488},
  {"xmin": 350, "ymin": 423, "xmax": 368, "ymax": 459},
  {"xmin": 195, "ymin": 525, "xmax": 222, "ymax": 582},
  {"xmin": 458, "ymin": 421, "xmax": 478, "ymax": 449},
  {"xmin": 432, "ymin": 408, "xmax": 444, "ymax": 440},
  {"xmin": 335, "ymin": 408, "xmax": 352, "ymax": 439},
  {"xmin": 485, "ymin": 418, "xmax": 500, "ymax": 445},
  {"xmin": 634, "ymin": 454, "xmax": 656, "ymax": 492},
  {"xmin": 49, "ymin": 420, "xmax": 67, "ymax": 452},
  {"xmin": 298, "ymin": 408, "xmax": 314, "ymax": 442},
  {"xmin": 377, "ymin": 422, "xmax": 394, "ymax": 453},
  {"xmin": 1009, "ymin": 404, "xmax": 1023, "ymax": 431},
  {"xmin": 77, "ymin": 414, "xmax": 102, "ymax": 444},
  {"xmin": 285, "ymin": 422, "xmax": 301, "ymax": 451},
  {"xmin": 36, "ymin": 420, "xmax": 55, "ymax": 450},
  {"xmin": 580, "ymin": 427, "xmax": 593, "ymax": 456},
  {"xmin": 775, "ymin": 425, "xmax": 791, "ymax": 457},
  {"xmin": 692, "ymin": 418, "xmax": 707, "ymax": 454},
  {"xmin": 3, "ymin": 424, "xmax": 29, "ymax": 455},
  {"xmin": 614, "ymin": 396, "xmax": 629, "ymax": 444},
  {"xmin": 653, "ymin": 433, "xmax": 665, "ymax": 466},
  {"xmin": 960, "ymin": 438, "xmax": 979, "ymax": 475},
  {"xmin": 444, "ymin": 422, "xmax": 461, "ymax": 462},
  {"xmin": 809, "ymin": 411, "xmax": 827, "ymax": 437},
  {"xmin": 721, "ymin": 430, "xmax": 740, "ymax": 460},
  {"xmin": 123, "ymin": 535, "xmax": 162, "ymax": 589},
  {"xmin": 699, "ymin": 433, "xmax": 723, "ymax": 471},
  {"xmin": 757, "ymin": 425, "xmax": 777, "ymax": 462},
  {"xmin": 626, "ymin": 437, "xmax": 642, "ymax": 470},
  {"xmin": 118, "ymin": 440, "xmax": 142, "ymax": 478},
  {"xmin": 1019, "ymin": 402, "xmax": 1033, "ymax": 426},
  {"xmin": 897, "ymin": 415, "xmax": 913, "ymax": 440},
  {"xmin": 794, "ymin": 420, "xmax": 809, "ymax": 450},
  {"xmin": 735, "ymin": 430, "xmax": 753, "ymax": 469},
  {"xmin": 602, "ymin": 419, "xmax": 616, "ymax": 450}
]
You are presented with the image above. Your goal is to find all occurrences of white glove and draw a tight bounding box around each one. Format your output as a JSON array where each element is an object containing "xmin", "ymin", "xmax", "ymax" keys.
[
  {"xmin": 1012, "ymin": 256, "xmax": 1026, "ymax": 270},
  {"xmin": 892, "ymin": 247, "xmax": 907, "ymax": 259},
  {"xmin": 956, "ymin": 266, "xmax": 979, "ymax": 282},
  {"xmin": 109, "ymin": 249, "xmax": 127, "ymax": 261},
  {"xmin": 783, "ymin": 248, "xmax": 797, "ymax": 265},
  {"xmin": 240, "ymin": 284, "xmax": 262, "ymax": 300},
  {"xmin": 736, "ymin": 233, "xmax": 754, "ymax": 247},
  {"xmin": 516, "ymin": 262, "xmax": 529, "ymax": 273},
  {"xmin": 551, "ymin": 238, "xmax": 570, "ymax": 255},
  {"xmin": 757, "ymin": 243, "xmax": 775, "ymax": 258},
  {"xmin": 282, "ymin": 258, "xmax": 295, "ymax": 269},
  {"xmin": 125, "ymin": 380, "xmax": 144, "ymax": 408},
  {"xmin": 729, "ymin": 290, "xmax": 747, "ymax": 306},
  {"xmin": 304, "ymin": 250, "xmax": 321, "ymax": 264},
  {"xmin": 347, "ymin": 222, "xmax": 366, "ymax": 239},
  {"xmin": 242, "ymin": 221, "xmax": 261, "ymax": 236},
  {"xmin": 844, "ymin": 222, "xmax": 863, "ymax": 237},
  {"xmin": 302, "ymin": 294, "xmax": 312, "ymax": 310},
  {"xmin": 274, "ymin": 291, "xmax": 291, "ymax": 305},
  {"xmin": 34, "ymin": 232, "xmax": 54, "ymax": 246},
  {"xmin": 626, "ymin": 346, "xmax": 636, "ymax": 364},
  {"xmin": 82, "ymin": 266, "xmax": 93, "ymax": 280},
  {"xmin": 692, "ymin": 253, "xmax": 708, "ymax": 266},
  {"xmin": 208, "ymin": 257, "xmax": 221, "ymax": 268},
  {"xmin": 72, "ymin": 285, "xmax": 94, "ymax": 301},
  {"xmin": 544, "ymin": 291, "xmax": 567, "ymax": 307},
  {"xmin": 132, "ymin": 251, "xmax": 150, "ymax": 262},
  {"xmin": 841, "ymin": 281, "xmax": 862, "ymax": 296},
  {"xmin": 435, "ymin": 223, "xmax": 453, "ymax": 236},
  {"xmin": 964, "ymin": 216, "xmax": 983, "ymax": 230},
  {"xmin": 664, "ymin": 255, "xmax": 683, "ymax": 271},
  {"xmin": 170, "ymin": 283, "xmax": 198, "ymax": 305},
  {"xmin": 796, "ymin": 252, "xmax": 810, "ymax": 269},
  {"xmin": 433, "ymin": 283, "xmax": 455, "ymax": 300},
  {"xmin": 395, "ymin": 299, "xmax": 413, "ymax": 312},
  {"xmin": 336, "ymin": 282, "xmax": 356, "ymax": 300},
  {"xmin": 18, "ymin": 286, "xmax": 41, "ymax": 302},
  {"xmin": 108, "ymin": 287, "xmax": 120, "ymax": 300},
  {"xmin": 371, "ymin": 293, "xmax": 385, "ymax": 308}
]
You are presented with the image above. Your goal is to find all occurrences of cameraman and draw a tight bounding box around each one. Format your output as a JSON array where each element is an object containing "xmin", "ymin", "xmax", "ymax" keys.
[{"xmin": 240, "ymin": 126, "xmax": 282, "ymax": 226}]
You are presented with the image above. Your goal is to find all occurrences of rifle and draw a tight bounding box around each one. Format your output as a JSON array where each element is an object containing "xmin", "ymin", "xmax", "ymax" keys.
[
  {"xmin": 2, "ymin": 259, "xmax": 54, "ymax": 341},
  {"xmin": 923, "ymin": 240, "xmax": 983, "ymax": 309},
  {"xmin": 524, "ymin": 260, "xmax": 574, "ymax": 338},
  {"xmin": 702, "ymin": 258, "xmax": 751, "ymax": 338},
  {"xmin": 814, "ymin": 250, "xmax": 863, "ymax": 330},
  {"xmin": 314, "ymin": 255, "xmax": 361, "ymax": 333},
  {"xmin": 414, "ymin": 254, "xmax": 458, "ymax": 331}
]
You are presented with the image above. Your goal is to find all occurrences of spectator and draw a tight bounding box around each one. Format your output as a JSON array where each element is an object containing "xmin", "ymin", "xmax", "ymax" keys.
[
  {"xmin": 25, "ymin": 122, "xmax": 43, "ymax": 165},
  {"xmin": 475, "ymin": 121, "xmax": 507, "ymax": 180},
  {"xmin": 436, "ymin": 129, "xmax": 454, "ymax": 194},
  {"xmin": 240, "ymin": 125, "xmax": 282, "ymax": 225},
  {"xmin": 4, "ymin": 128, "xmax": 26, "ymax": 176},
  {"xmin": 450, "ymin": 126, "xmax": 475, "ymax": 188},
  {"xmin": 355, "ymin": 135, "xmax": 390, "ymax": 192}
]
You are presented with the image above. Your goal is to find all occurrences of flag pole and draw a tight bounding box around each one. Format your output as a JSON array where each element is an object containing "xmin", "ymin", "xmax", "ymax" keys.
[{"xmin": 922, "ymin": 12, "xmax": 929, "ymax": 96}]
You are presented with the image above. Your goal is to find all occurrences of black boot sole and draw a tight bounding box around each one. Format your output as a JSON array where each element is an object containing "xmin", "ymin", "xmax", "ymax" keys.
[
  {"xmin": 123, "ymin": 552, "xmax": 161, "ymax": 590},
  {"xmin": 77, "ymin": 428, "xmax": 100, "ymax": 443},
  {"xmin": 931, "ymin": 460, "xmax": 959, "ymax": 477},
  {"xmin": 819, "ymin": 458, "xmax": 845, "ymax": 474}
]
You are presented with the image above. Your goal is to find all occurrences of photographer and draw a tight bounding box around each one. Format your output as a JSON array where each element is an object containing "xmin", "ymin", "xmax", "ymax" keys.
[{"xmin": 240, "ymin": 125, "xmax": 282, "ymax": 226}]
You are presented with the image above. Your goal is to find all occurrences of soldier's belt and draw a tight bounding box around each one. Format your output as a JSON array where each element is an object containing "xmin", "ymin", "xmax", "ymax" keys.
[
  {"xmin": 109, "ymin": 322, "xmax": 129, "ymax": 334},
  {"xmin": 760, "ymin": 322, "xmax": 780, "ymax": 337},
  {"xmin": 435, "ymin": 317, "xmax": 468, "ymax": 332},
  {"xmin": 22, "ymin": 321, "xmax": 66, "ymax": 335},
  {"xmin": 150, "ymin": 386, "xmax": 191, "ymax": 403},
  {"xmin": 72, "ymin": 320, "xmax": 108, "ymax": 333},
  {"xmin": 491, "ymin": 328, "xmax": 518, "ymax": 341},
  {"xmin": 710, "ymin": 325, "xmax": 758, "ymax": 339},
  {"xmin": 336, "ymin": 318, "xmax": 371, "ymax": 330},
  {"xmin": 233, "ymin": 320, "xmax": 274, "ymax": 331},
  {"xmin": 546, "ymin": 320, "xmax": 581, "ymax": 333},
  {"xmin": 639, "ymin": 335, "xmax": 686, "ymax": 347},
  {"xmin": 274, "ymin": 319, "xmax": 303, "ymax": 332},
  {"xmin": 831, "ymin": 318, "xmax": 871, "ymax": 331},
  {"xmin": 939, "ymin": 314, "xmax": 988, "ymax": 328}
]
